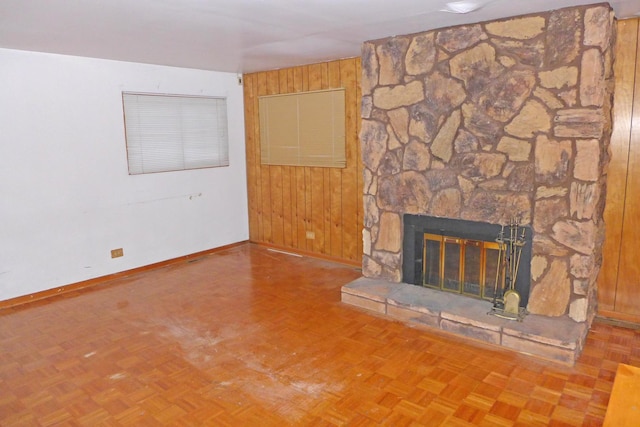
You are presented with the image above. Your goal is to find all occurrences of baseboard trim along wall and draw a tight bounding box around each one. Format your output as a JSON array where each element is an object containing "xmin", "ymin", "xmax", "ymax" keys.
[
  {"xmin": 255, "ymin": 242, "xmax": 362, "ymax": 268},
  {"xmin": 0, "ymin": 241, "xmax": 248, "ymax": 310}
]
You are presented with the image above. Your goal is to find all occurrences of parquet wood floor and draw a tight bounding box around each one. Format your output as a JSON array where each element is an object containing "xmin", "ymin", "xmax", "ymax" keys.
[{"xmin": 1, "ymin": 243, "xmax": 638, "ymax": 426}]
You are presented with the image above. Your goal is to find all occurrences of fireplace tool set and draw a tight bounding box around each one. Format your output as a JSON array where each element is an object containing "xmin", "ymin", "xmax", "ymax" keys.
[{"xmin": 489, "ymin": 219, "xmax": 528, "ymax": 321}]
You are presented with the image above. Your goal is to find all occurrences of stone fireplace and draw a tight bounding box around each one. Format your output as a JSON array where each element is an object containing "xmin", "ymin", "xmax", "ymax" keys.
[{"xmin": 342, "ymin": 4, "xmax": 615, "ymax": 365}]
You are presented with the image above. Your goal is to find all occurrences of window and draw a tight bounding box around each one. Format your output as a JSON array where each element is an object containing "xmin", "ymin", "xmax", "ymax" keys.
[
  {"xmin": 259, "ymin": 88, "xmax": 345, "ymax": 168},
  {"xmin": 122, "ymin": 92, "xmax": 229, "ymax": 175}
]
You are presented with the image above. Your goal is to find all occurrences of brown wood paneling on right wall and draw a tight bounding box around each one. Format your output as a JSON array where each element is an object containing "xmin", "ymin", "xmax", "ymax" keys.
[{"xmin": 598, "ymin": 18, "xmax": 640, "ymax": 321}]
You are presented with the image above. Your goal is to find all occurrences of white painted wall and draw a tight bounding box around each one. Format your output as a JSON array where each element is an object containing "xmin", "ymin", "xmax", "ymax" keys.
[{"xmin": 0, "ymin": 48, "xmax": 249, "ymax": 301}]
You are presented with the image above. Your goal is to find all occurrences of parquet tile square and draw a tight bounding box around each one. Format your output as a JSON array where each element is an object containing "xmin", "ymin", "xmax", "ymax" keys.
[
  {"xmin": 1, "ymin": 244, "xmax": 639, "ymax": 425},
  {"xmin": 517, "ymin": 408, "xmax": 551, "ymax": 426},
  {"xmin": 462, "ymin": 392, "xmax": 494, "ymax": 412},
  {"xmin": 452, "ymin": 403, "xmax": 487, "ymax": 424},
  {"xmin": 478, "ymin": 412, "xmax": 514, "ymax": 427},
  {"xmin": 550, "ymin": 404, "xmax": 584, "ymax": 426},
  {"xmin": 417, "ymin": 406, "xmax": 450, "ymax": 426},
  {"xmin": 496, "ymin": 390, "xmax": 530, "ymax": 409},
  {"xmin": 473, "ymin": 381, "xmax": 503, "ymax": 401}
]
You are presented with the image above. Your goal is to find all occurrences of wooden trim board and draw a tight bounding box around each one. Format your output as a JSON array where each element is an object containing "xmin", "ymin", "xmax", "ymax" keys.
[{"xmin": 0, "ymin": 241, "xmax": 248, "ymax": 310}]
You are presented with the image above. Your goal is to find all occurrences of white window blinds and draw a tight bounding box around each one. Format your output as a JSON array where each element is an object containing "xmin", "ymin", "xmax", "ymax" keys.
[
  {"xmin": 259, "ymin": 88, "xmax": 346, "ymax": 168},
  {"xmin": 122, "ymin": 92, "xmax": 229, "ymax": 175}
]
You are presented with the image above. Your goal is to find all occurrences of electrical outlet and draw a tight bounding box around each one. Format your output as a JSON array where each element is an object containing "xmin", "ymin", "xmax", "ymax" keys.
[
  {"xmin": 111, "ymin": 248, "xmax": 124, "ymax": 258},
  {"xmin": 305, "ymin": 231, "xmax": 315, "ymax": 239}
]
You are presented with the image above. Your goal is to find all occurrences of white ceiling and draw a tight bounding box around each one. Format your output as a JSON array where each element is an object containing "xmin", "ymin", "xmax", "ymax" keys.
[{"xmin": 1, "ymin": 0, "xmax": 638, "ymax": 74}]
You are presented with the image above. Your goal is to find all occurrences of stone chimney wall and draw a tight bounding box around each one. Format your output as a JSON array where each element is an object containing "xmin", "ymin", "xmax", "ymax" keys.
[{"xmin": 360, "ymin": 4, "xmax": 615, "ymax": 321}]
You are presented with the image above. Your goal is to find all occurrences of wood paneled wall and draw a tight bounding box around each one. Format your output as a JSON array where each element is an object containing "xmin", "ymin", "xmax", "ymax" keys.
[
  {"xmin": 243, "ymin": 58, "xmax": 363, "ymax": 264},
  {"xmin": 598, "ymin": 18, "xmax": 640, "ymax": 321}
]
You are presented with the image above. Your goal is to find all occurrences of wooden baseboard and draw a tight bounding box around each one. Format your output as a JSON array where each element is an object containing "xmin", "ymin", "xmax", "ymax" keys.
[
  {"xmin": 0, "ymin": 241, "xmax": 248, "ymax": 310},
  {"xmin": 596, "ymin": 310, "xmax": 640, "ymax": 328},
  {"xmin": 253, "ymin": 242, "xmax": 362, "ymax": 268}
]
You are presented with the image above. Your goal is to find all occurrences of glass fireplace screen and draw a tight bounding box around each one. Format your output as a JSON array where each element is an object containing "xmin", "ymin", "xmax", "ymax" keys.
[{"xmin": 422, "ymin": 233, "xmax": 500, "ymax": 301}]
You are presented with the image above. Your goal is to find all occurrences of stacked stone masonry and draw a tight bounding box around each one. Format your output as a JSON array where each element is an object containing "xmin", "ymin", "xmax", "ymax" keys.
[{"xmin": 360, "ymin": 4, "xmax": 615, "ymax": 327}]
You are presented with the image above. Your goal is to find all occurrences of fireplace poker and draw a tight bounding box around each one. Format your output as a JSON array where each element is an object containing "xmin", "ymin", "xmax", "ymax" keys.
[
  {"xmin": 492, "ymin": 224, "xmax": 505, "ymax": 306},
  {"xmin": 512, "ymin": 226, "xmax": 526, "ymax": 292},
  {"xmin": 511, "ymin": 219, "xmax": 518, "ymax": 290}
]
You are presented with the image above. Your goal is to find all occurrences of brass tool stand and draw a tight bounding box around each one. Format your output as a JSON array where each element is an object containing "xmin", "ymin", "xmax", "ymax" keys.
[{"xmin": 488, "ymin": 219, "xmax": 527, "ymax": 321}]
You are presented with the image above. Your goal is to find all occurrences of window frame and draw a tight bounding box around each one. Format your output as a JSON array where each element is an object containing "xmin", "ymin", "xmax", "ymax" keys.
[
  {"xmin": 122, "ymin": 91, "xmax": 230, "ymax": 175},
  {"xmin": 258, "ymin": 88, "xmax": 346, "ymax": 168}
]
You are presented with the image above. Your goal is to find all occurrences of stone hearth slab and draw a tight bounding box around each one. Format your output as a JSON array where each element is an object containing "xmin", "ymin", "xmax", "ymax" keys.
[{"xmin": 341, "ymin": 277, "xmax": 588, "ymax": 366}]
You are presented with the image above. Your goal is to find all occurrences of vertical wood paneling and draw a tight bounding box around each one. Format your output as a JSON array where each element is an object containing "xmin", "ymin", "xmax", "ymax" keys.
[
  {"xmin": 341, "ymin": 58, "xmax": 360, "ymax": 262},
  {"xmin": 293, "ymin": 67, "xmax": 307, "ymax": 251},
  {"xmin": 252, "ymin": 73, "xmax": 265, "ymax": 243},
  {"xmin": 599, "ymin": 19, "xmax": 638, "ymax": 311},
  {"xmin": 308, "ymin": 63, "xmax": 326, "ymax": 254},
  {"xmin": 323, "ymin": 168, "xmax": 332, "ymax": 255},
  {"xmin": 598, "ymin": 18, "xmax": 640, "ymax": 321},
  {"xmin": 295, "ymin": 167, "xmax": 307, "ymax": 250},
  {"xmin": 243, "ymin": 58, "xmax": 362, "ymax": 263},
  {"xmin": 280, "ymin": 69, "xmax": 294, "ymax": 249},
  {"xmin": 266, "ymin": 71, "xmax": 284, "ymax": 247},
  {"xmin": 257, "ymin": 73, "xmax": 272, "ymax": 244},
  {"xmin": 311, "ymin": 166, "xmax": 325, "ymax": 254},
  {"xmin": 355, "ymin": 60, "xmax": 364, "ymax": 261},
  {"xmin": 615, "ymin": 21, "xmax": 640, "ymax": 315},
  {"xmin": 244, "ymin": 73, "xmax": 259, "ymax": 242},
  {"xmin": 281, "ymin": 164, "xmax": 293, "ymax": 248},
  {"xmin": 302, "ymin": 66, "xmax": 312, "ymax": 251},
  {"xmin": 328, "ymin": 60, "xmax": 344, "ymax": 258}
]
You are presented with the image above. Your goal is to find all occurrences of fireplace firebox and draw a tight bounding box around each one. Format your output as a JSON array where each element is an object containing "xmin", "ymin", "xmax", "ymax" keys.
[{"xmin": 402, "ymin": 215, "xmax": 532, "ymax": 308}]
